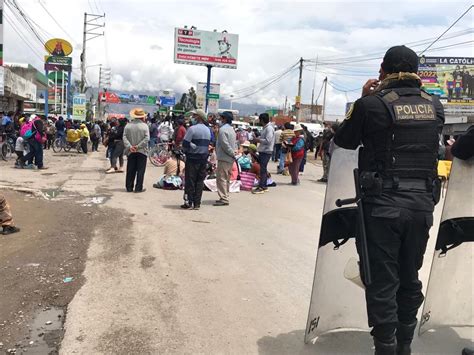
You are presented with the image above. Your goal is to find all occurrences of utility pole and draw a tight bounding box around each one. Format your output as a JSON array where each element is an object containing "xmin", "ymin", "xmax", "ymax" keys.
[
  {"xmin": 80, "ymin": 12, "xmax": 105, "ymax": 93},
  {"xmin": 296, "ymin": 57, "xmax": 304, "ymax": 123},
  {"xmin": 284, "ymin": 96, "xmax": 287, "ymax": 115},
  {"xmin": 97, "ymin": 66, "xmax": 111, "ymax": 120},
  {"xmin": 322, "ymin": 77, "xmax": 328, "ymax": 123},
  {"xmin": 311, "ymin": 55, "xmax": 318, "ymax": 122}
]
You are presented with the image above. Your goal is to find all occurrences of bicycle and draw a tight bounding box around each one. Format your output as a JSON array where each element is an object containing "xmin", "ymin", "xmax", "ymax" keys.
[
  {"xmin": 148, "ymin": 142, "xmax": 173, "ymax": 167},
  {"xmin": 52, "ymin": 137, "xmax": 82, "ymax": 153},
  {"xmin": 0, "ymin": 133, "xmax": 14, "ymax": 161}
]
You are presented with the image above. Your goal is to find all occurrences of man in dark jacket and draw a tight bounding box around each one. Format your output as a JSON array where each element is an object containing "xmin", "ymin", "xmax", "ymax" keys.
[{"xmin": 334, "ymin": 45, "xmax": 444, "ymax": 355}]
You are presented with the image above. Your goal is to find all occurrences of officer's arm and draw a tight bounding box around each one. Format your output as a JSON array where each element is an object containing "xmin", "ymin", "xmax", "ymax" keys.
[{"xmin": 334, "ymin": 99, "xmax": 364, "ymax": 150}]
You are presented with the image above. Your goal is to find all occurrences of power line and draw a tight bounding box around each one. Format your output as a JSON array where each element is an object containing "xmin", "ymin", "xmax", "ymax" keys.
[
  {"xmin": 229, "ymin": 62, "xmax": 300, "ymax": 96},
  {"xmin": 227, "ymin": 66, "xmax": 298, "ymax": 101},
  {"xmin": 419, "ymin": 5, "xmax": 473, "ymax": 55},
  {"xmin": 6, "ymin": 0, "xmax": 46, "ymax": 46},
  {"xmin": 4, "ymin": 12, "xmax": 44, "ymax": 60},
  {"xmin": 38, "ymin": 0, "xmax": 78, "ymax": 45}
]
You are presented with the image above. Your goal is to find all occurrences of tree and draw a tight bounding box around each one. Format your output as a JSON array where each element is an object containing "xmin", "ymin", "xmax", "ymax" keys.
[{"xmin": 188, "ymin": 87, "xmax": 197, "ymax": 109}]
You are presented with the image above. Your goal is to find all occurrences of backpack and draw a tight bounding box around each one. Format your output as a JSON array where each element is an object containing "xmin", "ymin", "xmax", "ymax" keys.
[{"xmin": 21, "ymin": 121, "xmax": 34, "ymax": 139}]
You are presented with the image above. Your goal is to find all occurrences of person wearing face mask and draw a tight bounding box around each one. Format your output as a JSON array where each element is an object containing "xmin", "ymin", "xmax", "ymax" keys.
[{"xmin": 181, "ymin": 109, "xmax": 211, "ymax": 210}]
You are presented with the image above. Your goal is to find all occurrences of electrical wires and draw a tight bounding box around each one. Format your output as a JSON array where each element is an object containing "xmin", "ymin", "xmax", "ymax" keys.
[
  {"xmin": 419, "ymin": 5, "xmax": 473, "ymax": 55},
  {"xmin": 222, "ymin": 61, "xmax": 300, "ymax": 101}
]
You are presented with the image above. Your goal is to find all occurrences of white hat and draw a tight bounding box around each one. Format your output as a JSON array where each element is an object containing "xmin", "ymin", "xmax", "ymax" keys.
[{"xmin": 293, "ymin": 124, "xmax": 303, "ymax": 132}]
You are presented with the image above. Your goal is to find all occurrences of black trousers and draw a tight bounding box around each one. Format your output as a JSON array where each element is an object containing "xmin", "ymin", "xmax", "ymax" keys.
[
  {"xmin": 360, "ymin": 203, "xmax": 433, "ymax": 342},
  {"xmin": 81, "ymin": 137, "xmax": 88, "ymax": 153},
  {"xmin": 184, "ymin": 161, "xmax": 207, "ymax": 207},
  {"xmin": 126, "ymin": 153, "xmax": 147, "ymax": 192}
]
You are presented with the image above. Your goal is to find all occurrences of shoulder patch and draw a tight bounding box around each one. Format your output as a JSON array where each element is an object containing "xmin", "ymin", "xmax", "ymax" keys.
[{"xmin": 345, "ymin": 103, "xmax": 354, "ymax": 120}]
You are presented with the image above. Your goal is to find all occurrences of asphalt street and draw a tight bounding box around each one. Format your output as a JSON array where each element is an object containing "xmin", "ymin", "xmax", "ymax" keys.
[{"xmin": 0, "ymin": 150, "xmax": 471, "ymax": 354}]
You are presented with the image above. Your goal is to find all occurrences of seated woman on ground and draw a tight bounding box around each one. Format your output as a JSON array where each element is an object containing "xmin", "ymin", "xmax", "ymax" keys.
[{"xmin": 153, "ymin": 150, "xmax": 185, "ymax": 190}]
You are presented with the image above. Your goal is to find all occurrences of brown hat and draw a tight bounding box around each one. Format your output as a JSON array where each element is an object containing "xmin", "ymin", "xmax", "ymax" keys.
[{"xmin": 130, "ymin": 108, "xmax": 147, "ymax": 119}]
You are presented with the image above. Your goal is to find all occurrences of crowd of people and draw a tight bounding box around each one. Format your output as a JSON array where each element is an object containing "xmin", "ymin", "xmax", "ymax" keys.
[{"xmin": 1, "ymin": 107, "xmax": 340, "ymax": 210}]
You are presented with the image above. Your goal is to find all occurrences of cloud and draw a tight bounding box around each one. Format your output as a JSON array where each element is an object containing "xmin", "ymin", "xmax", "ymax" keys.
[{"xmin": 4, "ymin": 0, "xmax": 474, "ymax": 115}]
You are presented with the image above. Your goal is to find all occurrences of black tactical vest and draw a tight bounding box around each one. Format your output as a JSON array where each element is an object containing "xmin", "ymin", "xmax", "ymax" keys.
[{"xmin": 361, "ymin": 88, "xmax": 441, "ymax": 181}]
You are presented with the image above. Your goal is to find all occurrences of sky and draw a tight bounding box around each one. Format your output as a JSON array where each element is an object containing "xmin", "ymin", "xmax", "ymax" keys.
[{"xmin": 3, "ymin": 0, "xmax": 474, "ymax": 115}]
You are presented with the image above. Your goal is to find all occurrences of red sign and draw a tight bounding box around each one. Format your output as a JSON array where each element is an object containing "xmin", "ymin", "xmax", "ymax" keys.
[
  {"xmin": 176, "ymin": 54, "xmax": 236, "ymax": 65},
  {"xmin": 178, "ymin": 37, "xmax": 200, "ymax": 45},
  {"xmin": 98, "ymin": 92, "xmax": 121, "ymax": 104}
]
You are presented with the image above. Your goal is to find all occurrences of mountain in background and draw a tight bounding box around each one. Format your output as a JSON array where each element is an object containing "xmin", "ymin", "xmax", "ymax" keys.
[{"xmin": 91, "ymin": 88, "xmax": 273, "ymax": 116}]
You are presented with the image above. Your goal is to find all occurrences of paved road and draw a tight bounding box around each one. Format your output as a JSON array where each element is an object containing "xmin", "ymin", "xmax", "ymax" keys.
[{"xmin": 0, "ymin": 150, "xmax": 471, "ymax": 354}]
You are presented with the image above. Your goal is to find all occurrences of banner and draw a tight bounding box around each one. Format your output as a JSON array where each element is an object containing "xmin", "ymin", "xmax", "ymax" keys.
[
  {"xmin": 99, "ymin": 91, "xmax": 158, "ymax": 105},
  {"xmin": 418, "ymin": 56, "xmax": 474, "ymax": 107},
  {"xmin": 72, "ymin": 94, "xmax": 87, "ymax": 120},
  {"xmin": 196, "ymin": 82, "xmax": 220, "ymax": 113},
  {"xmin": 159, "ymin": 89, "xmax": 175, "ymax": 107},
  {"xmin": 174, "ymin": 28, "xmax": 239, "ymax": 69}
]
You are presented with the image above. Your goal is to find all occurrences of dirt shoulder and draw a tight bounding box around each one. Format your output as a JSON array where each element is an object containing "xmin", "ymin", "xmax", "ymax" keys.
[{"xmin": 0, "ymin": 190, "xmax": 116, "ymax": 354}]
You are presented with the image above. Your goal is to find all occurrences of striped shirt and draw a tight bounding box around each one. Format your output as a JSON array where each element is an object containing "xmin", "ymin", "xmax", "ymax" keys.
[{"xmin": 182, "ymin": 123, "xmax": 211, "ymax": 162}]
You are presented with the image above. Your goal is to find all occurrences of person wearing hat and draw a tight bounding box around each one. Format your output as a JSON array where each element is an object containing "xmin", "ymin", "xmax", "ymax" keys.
[
  {"xmin": 214, "ymin": 111, "xmax": 237, "ymax": 206},
  {"xmin": 334, "ymin": 45, "xmax": 445, "ymax": 354},
  {"xmin": 236, "ymin": 141, "xmax": 252, "ymax": 172},
  {"xmin": 79, "ymin": 123, "xmax": 90, "ymax": 154},
  {"xmin": 123, "ymin": 108, "xmax": 150, "ymax": 193},
  {"xmin": 181, "ymin": 109, "xmax": 211, "ymax": 209},
  {"xmin": 286, "ymin": 124, "xmax": 305, "ymax": 185}
]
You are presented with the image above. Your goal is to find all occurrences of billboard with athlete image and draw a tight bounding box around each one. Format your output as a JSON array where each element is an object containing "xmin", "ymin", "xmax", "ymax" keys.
[
  {"xmin": 174, "ymin": 28, "xmax": 239, "ymax": 69},
  {"xmin": 418, "ymin": 56, "xmax": 474, "ymax": 106}
]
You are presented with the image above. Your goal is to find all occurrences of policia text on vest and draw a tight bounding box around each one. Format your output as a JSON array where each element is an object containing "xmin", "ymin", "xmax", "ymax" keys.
[{"xmin": 394, "ymin": 104, "xmax": 436, "ymax": 121}]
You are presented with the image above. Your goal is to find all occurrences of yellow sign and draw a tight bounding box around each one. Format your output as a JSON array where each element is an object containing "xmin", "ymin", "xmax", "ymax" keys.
[
  {"xmin": 44, "ymin": 38, "xmax": 73, "ymax": 57},
  {"xmin": 295, "ymin": 96, "xmax": 301, "ymax": 103}
]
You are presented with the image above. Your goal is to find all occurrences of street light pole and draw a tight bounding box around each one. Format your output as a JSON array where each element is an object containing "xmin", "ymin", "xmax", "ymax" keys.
[{"xmin": 230, "ymin": 94, "xmax": 234, "ymax": 110}]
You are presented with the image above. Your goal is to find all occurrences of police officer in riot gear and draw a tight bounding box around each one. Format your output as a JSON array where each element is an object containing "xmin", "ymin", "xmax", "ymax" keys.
[{"xmin": 334, "ymin": 45, "xmax": 445, "ymax": 355}]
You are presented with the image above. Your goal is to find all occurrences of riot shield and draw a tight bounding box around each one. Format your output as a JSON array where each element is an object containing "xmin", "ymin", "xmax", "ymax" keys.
[
  {"xmin": 420, "ymin": 157, "xmax": 474, "ymax": 334},
  {"xmin": 305, "ymin": 146, "xmax": 369, "ymax": 344}
]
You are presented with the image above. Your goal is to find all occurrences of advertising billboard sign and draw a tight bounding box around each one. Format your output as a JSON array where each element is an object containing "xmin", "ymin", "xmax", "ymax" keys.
[
  {"xmin": 196, "ymin": 82, "xmax": 220, "ymax": 113},
  {"xmin": 72, "ymin": 94, "xmax": 87, "ymax": 120},
  {"xmin": 174, "ymin": 28, "xmax": 239, "ymax": 69},
  {"xmin": 418, "ymin": 56, "xmax": 474, "ymax": 108},
  {"xmin": 159, "ymin": 89, "xmax": 175, "ymax": 107},
  {"xmin": 44, "ymin": 38, "xmax": 73, "ymax": 57}
]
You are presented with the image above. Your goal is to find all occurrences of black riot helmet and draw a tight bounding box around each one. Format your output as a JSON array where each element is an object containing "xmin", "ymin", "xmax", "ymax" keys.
[{"xmin": 381, "ymin": 45, "xmax": 419, "ymax": 74}]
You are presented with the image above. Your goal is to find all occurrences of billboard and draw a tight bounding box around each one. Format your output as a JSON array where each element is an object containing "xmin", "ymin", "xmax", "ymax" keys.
[
  {"xmin": 418, "ymin": 56, "xmax": 474, "ymax": 107},
  {"xmin": 196, "ymin": 82, "xmax": 220, "ymax": 113},
  {"xmin": 44, "ymin": 38, "xmax": 73, "ymax": 57},
  {"xmin": 159, "ymin": 89, "xmax": 175, "ymax": 107},
  {"xmin": 72, "ymin": 94, "xmax": 87, "ymax": 120},
  {"xmin": 174, "ymin": 28, "xmax": 239, "ymax": 69}
]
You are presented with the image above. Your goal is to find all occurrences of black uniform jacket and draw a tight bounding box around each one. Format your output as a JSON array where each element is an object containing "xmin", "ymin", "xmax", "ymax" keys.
[{"xmin": 334, "ymin": 79, "xmax": 445, "ymax": 212}]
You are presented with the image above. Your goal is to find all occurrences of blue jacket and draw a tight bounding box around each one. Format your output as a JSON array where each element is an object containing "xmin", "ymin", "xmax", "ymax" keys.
[{"xmin": 183, "ymin": 123, "xmax": 211, "ymax": 162}]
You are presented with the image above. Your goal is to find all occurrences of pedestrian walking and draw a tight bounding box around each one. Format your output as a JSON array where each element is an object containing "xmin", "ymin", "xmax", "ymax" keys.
[
  {"xmin": 181, "ymin": 109, "xmax": 211, "ymax": 210},
  {"xmin": 106, "ymin": 118, "xmax": 126, "ymax": 173},
  {"xmin": 91, "ymin": 121, "xmax": 102, "ymax": 152},
  {"xmin": 287, "ymin": 124, "xmax": 305, "ymax": 185},
  {"xmin": 318, "ymin": 122, "xmax": 334, "ymax": 182},
  {"xmin": 123, "ymin": 108, "xmax": 150, "ymax": 193},
  {"xmin": 19, "ymin": 116, "xmax": 47, "ymax": 169},
  {"xmin": 277, "ymin": 122, "xmax": 295, "ymax": 174},
  {"xmin": 0, "ymin": 194, "xmax": 20, "ymax": 235},
  {"xmin": 214, "ymin": 111, "xmax": 237, "ymax": 206},
  {"xmin": 334, "ymin": 45, "xmax": 445, "ymax": 355},
  {"xmin": 252, "ymin": 113, "xmax": 274, "ymax": 194},
  {"xmin": 79, "ymin": 124, "xmax": 89, "ymax": 154}
]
